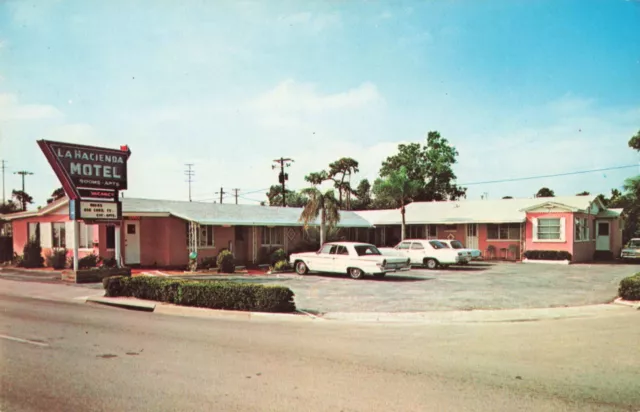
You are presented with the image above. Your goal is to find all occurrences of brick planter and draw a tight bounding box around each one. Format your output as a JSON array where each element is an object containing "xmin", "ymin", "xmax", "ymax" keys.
[{"xmin": 61, "ymin": 267, "xmax": 132, "ymax": 284}]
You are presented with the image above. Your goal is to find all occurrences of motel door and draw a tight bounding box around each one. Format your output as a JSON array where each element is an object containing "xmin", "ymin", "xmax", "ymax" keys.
[
  {"xmin": 466, "ymin": 224, "xmax": 479, "ymax": 249},
  {"xmin": 124, "ymin": 221, "xmax": 141, "ymax": 264},
  {"xmin": 595, "ymin": 221, "xmax": 610, "ymax": 252}
]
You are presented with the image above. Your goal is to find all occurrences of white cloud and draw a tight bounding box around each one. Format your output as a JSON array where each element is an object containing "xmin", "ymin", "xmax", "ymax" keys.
[{"xmin": 0, "ymin": 94, "xmax": 63, "ymax": 121}]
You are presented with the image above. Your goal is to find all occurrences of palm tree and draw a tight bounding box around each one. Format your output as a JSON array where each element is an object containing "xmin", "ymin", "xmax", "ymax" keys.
[
  {"xmin": 298, "ymin": 188, "xmax": 340, "ymax": 247},
  {"xmin": 372, "ymin": 166, "xmax": 421, "ymax": 240}
]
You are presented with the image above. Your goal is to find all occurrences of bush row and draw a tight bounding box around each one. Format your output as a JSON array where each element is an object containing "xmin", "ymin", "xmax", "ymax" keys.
[
  {"xmin": 15, "ymin": 241, "xmax": 115, "ymax": 270},
  {"xmin": 523, "ymin": 250, "xmax": 572, "ymax": 261},
  {"xmin": 618, "ymin": 273, "xmax": 640, "ymax": 301},
  {"xmin": 103, "ymin": 276, "xmax": 296, "ymax": 313}
]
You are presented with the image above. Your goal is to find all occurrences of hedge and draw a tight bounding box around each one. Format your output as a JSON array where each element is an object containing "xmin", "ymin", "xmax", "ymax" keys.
[
  {"xmin": 523, "ymin": 250, "xmax": 572, "ymax": 261},
  {"xmin": 103, "ymin": 276, "xmax": 296, "ymax": 313},
  {"xmin": 618, "ymin": 273, "xmax": 640, "ymax": 301}
]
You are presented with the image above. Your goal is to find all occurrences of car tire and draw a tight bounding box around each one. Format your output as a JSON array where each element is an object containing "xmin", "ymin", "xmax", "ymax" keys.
[
  {"xmin": 295, "ymin": 261, "xmax": 309, "ymax": 275},
  {"xmin": 349, "ymin": 267, "xmax": 365, "ymax": 279},
  {"xmin": 424, "ymin": 258, "xmax": 438, "ymax": 270}
]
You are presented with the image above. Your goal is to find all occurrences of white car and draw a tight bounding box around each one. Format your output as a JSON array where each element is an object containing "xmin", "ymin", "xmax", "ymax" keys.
[
  {"xmin": 289, "ymin": 241, "xmax": 411, "ymax": 279},
  {"xmin": 437, "ymin": 239, "xmax": 482, "ymax": 262},
  {"xmin": 379, "ymin": 239, "xmax": 470, "ymax": 269},
  {"xmin": 621, "ymin": 238, "xmax": 640, "ymax": 263}
]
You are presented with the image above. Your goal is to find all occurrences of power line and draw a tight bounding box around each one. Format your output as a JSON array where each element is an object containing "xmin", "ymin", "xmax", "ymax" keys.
[
  {"xmin": 13, "ymin": 170, "xmax": 33, "ymax": 211},
  {"xmin": 184, "ymin": 164, "xmax": 195, "ymax": 202},
  {"xmin": 232, "ymin": 188, "xmax": 240, "ymax": 204},
  {"xmin": 459, "ymin": 164, "xmax": 638, "ymax": 186}
]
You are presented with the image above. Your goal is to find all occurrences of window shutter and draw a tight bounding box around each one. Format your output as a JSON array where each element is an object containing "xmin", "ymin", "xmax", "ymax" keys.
[
  {"xmin": 532, "ymin": 218, "xmax": 538, "ymax": 240},
  {"xmin": 559, "ymin": 217, "xmax": 566, "ymax": 242},
  {"xmin": 65, "ymin": 221, "xmax": 74, "ymax": 249},
  {"xmin": 41, "ymin": 222, "xmax": 52, "ymax": 248}
]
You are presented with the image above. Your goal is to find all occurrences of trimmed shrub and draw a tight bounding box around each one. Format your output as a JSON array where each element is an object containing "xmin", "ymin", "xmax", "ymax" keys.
[
  {"xmin": 270, "ymin": 248, "xmax": 287, "ymax": 266},
  {"xmin": 46, "ymin": 248, "xmax": 67, "ymax": 269},
  {"xmin": 523, "ymin": 250, "xmax": 572, "ymax": 261},
  {"xmin": 103, "ymin": 276, "xmax": 296, "ymax": 312},
  {"xmin": 272, "ymin": 260, "xmax": 291, "ymax": 272},
  {"xmin": 101, "ymin": 257, "xmax": 117, "ymax": 268},
  {"xmin": 78, "ymin": 253, "xmax": 101, "ymax": 269},
  {"xmin": 200, "ymin": 256, "xmax": 217, "ymax": 270},
  {"xmin": 216, "ymin": 250, "xmax": 235, "ymax": 273},
  {"xmin": 22, "ymin": 240, "xmax": 44, "ymax": 268},
  {"xmin": 618, "ymin": 273, "xmax": 640, "ymax": 301},
  {"xmin": 13, "ymin": 253, "xmax": 24, "ymax": 267}
]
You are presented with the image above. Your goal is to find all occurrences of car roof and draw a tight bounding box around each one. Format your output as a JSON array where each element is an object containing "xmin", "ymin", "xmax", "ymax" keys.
[{"xmin": 324, "ymin": 241, "xmax": 374, "ymax": 246}]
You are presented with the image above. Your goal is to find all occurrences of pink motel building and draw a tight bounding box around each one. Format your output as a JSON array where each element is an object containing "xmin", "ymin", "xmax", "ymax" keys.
[{"xmin": 2, "ymin": 194, "xmax": 624, "ymax": 267}]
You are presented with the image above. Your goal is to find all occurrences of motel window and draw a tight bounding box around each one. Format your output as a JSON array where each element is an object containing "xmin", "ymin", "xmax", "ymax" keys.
[
  {"xmin": 262, "ymin": 227, "xmax": 284, "ymax": 246},
  {"xmin": 28, "ymin": 222, "xmax": 40, "ymax": 245},
  {"xmin": 199, "ymin": 225, "xmax": 214, "ymax": 247},
  {"xmin": 537, "ymin": 218, "xmax": 561, "ymax": 240},
  {"xmin": 443, "ymin": 224, "xmax": 457, "ymax": 231},
  {"xmin": 487, "ymin": 223, "xmax": 521, "ymax": 240},
  {"xmin": 52, "ymin": 222, "xmax": 66, "ymax": 248},
  {"xmin": 426, "ymin": 225, "xmax": 437, "ymax": 239},
  {"xmin": 78, "ymin": 223, "xmax": 94, "ymax": 249},
  {"xmin": 575, "ymin": 218, "xmax": 589, "ymax": 241},
  {"xmin": 407, "ymin": 225, "xmax": 425, "ymax": 239},
  {"xmin": 106, "ymin": 226, "xmax": 116, "ymax": 249}
]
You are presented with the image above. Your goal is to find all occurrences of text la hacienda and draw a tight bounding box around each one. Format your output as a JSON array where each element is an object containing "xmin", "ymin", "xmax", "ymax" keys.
[{"xmin": 56, "ymin": 148, "xmax": 124, "ymax": 179}]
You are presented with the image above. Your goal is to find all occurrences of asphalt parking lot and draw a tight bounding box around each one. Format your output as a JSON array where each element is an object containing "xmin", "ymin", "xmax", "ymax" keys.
[{"xmin": 190, "ymin": 261, "xmax": 640, "ymax": 313}]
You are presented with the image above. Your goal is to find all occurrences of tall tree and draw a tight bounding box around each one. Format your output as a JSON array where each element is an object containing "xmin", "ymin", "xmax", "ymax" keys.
[
  {"xmin": 47, "ymin": 187, "xmax": 66, "ymax": 204},
  {"xmin": 352, "ymin": 179, "xmax": 372, "ymax": 210},
  {"xmin": 265, "ymin": 185, "xmax": 308, "ymax": 207},
  {"xmin": 502, "ymin": 196, "xmax": 513, "ymax": 199},
  {"xmin": 372, "ymin": 166, "xmax": 422, "ymax": 240},
  {"xmin": 379, "ymin": 131, "xmax": 466, "ymax": 202},
  {"xmin": 0, "ymin": 200, "xmax": 19, "ymax": 214},
  {"xmin": 629, "ymin": 129, "xmax": 640, "ymax": 151},
  {"xmin": 12, "ymin": 190, "xmax": 33, "ymax": 211},
  {"xmin": 327, "ymin": 157, "xmax": 359, "ymax": 209},
  {"xmin": 298, "ymin": 188, "xmax": 340, "ymax": 247},
  {"xmin": 615, "ymin": 176, "xmax": 640, "ymax": 242},
  {"xmin": 535, "ymin": 187, "xmax": 555, "ymax": 198},
  {"xmin": 576, "ymin": 191, "xmax": 590, "ymax": 196},
  {"xmin": 597, "ymin": 188, "xmax": 622, "ymax": 208}
]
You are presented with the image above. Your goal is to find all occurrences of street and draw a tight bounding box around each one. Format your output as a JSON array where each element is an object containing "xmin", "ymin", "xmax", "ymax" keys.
[{"xmin": 1, "ymin": 292, "xmax": 639, "ymax": 411}]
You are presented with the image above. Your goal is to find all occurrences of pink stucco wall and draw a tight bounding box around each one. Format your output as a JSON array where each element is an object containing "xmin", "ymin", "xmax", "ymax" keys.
[
  {"xmin": 609, "ymin": 217, "xmax": 623, "ymax": 257},
  {"xmin": 524, "ymin": 212, "xmax": 573, "ymax": 255},
  {"xmin": 571, "ymin": 212, "xmax": 596, "ymax": 263}
]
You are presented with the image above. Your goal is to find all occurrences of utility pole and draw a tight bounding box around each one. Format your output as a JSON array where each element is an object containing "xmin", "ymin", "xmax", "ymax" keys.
[
  {"xmin": 184, "ymin": 164, "xmax": 194, "ymax": 202},
  {"xmin": 272, "ymin": 157, "xmax": 294, "ymax": 207},
  {"xmin": 13, "ymin": 170, "xmax": 33, "ymax": 211},
  {"xmin": 1, "ymin": 160, "xmax": 6, "ymax": 204},
  {"xmin": 216, "ymin": 187, "xmax": 226, "ymax": 204},
  {"xmin": 232, "ymin": 188, "xmax": 240, "ymax": 204}
]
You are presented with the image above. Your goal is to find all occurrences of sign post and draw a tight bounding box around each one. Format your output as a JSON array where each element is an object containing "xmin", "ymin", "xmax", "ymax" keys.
[{"xmin": 38, "ymin": 140, "xmax": 131, "ymax": 270}]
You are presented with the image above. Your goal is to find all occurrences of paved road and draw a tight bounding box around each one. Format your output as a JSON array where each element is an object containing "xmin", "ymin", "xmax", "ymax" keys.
[
  {"xmin": 1, "ymin": 293, "xmax": 639, "ymax": 411},
  {"xmin": 184, "ymin": 262, "xmax": 640, "ymax": 313}
]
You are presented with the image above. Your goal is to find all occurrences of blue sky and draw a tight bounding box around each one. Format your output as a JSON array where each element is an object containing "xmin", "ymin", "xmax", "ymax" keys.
[{"xmin": 1, "ymin": 0, "xmax": 639, "ymax": 208}]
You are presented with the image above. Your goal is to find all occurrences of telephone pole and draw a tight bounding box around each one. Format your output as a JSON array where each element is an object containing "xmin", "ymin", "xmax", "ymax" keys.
[
  {"xmin": 1, "ymin": 160, "xmax": 6, "ymax": 204},
  {"xmin": 13, "ymin": 170, "xmax": 33, "ymax": 211},
  {"xmin": 184, "ymin": 164, "xmax": 194, "ymax": 202},
  {"xmin": 216, "ymin": 187, "xmax": 226, "ymax": 203},
  {"xmin": 232, "ymin": 188, "xmax": 240, "ymax": 204},
  {"xmin": 272, "ymin": 157, "xmax": 294, "ymax": 207}
]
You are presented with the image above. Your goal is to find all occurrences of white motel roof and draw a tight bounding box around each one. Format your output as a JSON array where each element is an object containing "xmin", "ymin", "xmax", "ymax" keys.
[
  {"xmin": 1, "ymin": 194, "xmax": 620, "ymax": 227},
  {"xmin": 353, "ymin": 195, "xmax": 608, "ymax": 225}
]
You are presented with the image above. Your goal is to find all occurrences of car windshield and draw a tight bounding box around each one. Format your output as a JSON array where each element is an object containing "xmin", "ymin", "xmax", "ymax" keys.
[
  {"xmin": 628, "ymin": 240, "xmax": 640, "ymax": 248},
  {"xmin": 354, "ymin": 245, "xmax": 382, "ymax": 256},
  {"xmin": 450, "ymin": 240, "xmax": 464, "ymax": 249},
  {"xmin": 429, "ymin": 240, "xmax": 446, "ymax": 249}
]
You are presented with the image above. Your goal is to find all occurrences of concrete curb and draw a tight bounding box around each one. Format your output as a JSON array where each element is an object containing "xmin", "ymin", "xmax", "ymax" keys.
[
  {"xmin": 612, "ymin": 297, "xmax": 640, "ymax": 309},
  {"xmin": 320, "ymin": 304, "xmax": 633, "ymax": 323},
  {"xmin": 86, "ymin": 296, "xmax": 156, "ymax": 311}
]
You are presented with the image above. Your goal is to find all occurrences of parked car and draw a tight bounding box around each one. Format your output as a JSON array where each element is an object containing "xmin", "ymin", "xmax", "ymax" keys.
[
  {"xmin": 437, "ymin": 239, "xmax": 482, "ymax": 262},
  {"xmin": 289, "ymin": 241, "xmax": 411, "ymax": 279},
  {"xmin": 379, "ymin": 239, "xmax": 470, "ymax": 269},
  {"xmin": 620, "ymin": 238, "xmax": 640, "ymax": 263}
]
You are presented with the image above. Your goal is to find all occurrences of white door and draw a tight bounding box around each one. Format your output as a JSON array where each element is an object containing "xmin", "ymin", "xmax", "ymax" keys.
[
  {"xmin": 596, "ymin": 221, "xmax": 610, "ymax": 251},
  {"xmin": 395, "ymin": 241, "xmax": 412, "ymax": 259},
  {"xmin": 409, "ymin": 242, "xmax": 426, "ymax": 264},
  {"xmin": 312, "ymin": 243, "xmax": 335, "ymax": 272},
  {"xmin": 124, "ymin": 221, "xmax": 141, "ymax": 264},
  {"xmin": 466, "ymin": 224, "xmax": 479, "ymax": 249},
  {"xmin": 331, "ymin": 245, "xmax": 350, "ymax": 273}
]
